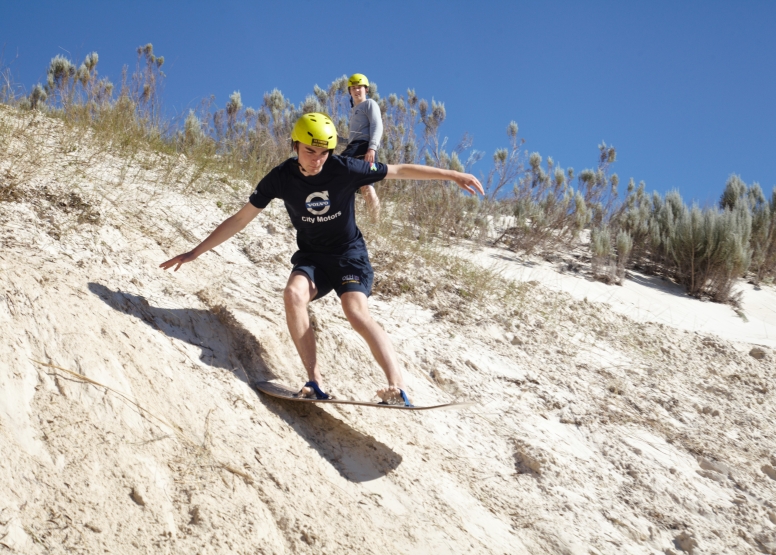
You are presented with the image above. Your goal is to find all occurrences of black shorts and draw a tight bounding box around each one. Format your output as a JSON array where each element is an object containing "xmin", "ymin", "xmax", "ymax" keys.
[
  {"xmin": 340, "ymin": 140, "xmax": 377, "ymax": 161},
  {"xmin": 290, "ymin": 250, "xmax": 374, "ymax": 300},
  {"xmin": 341, "ymin": 141, "xmax": 378, "ymax": 196}
]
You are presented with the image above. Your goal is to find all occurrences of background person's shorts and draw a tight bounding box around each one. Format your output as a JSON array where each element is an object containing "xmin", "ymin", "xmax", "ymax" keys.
[
  {"xmin": 290, "ymin": 250, "xmax": 374, "ymax": 300},
  {"xmin": 340, "ymin": 140, "xmax": 375, "ymax": 160},
  {"xmin": 340, "ymin": 141, "xmax": 378, "ymax": 196}
]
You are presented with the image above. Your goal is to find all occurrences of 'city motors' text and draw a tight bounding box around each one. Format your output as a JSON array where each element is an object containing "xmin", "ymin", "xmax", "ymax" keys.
[{"xmin": 301, "ymin": 211, "xmax": 342, "ymax": 224}]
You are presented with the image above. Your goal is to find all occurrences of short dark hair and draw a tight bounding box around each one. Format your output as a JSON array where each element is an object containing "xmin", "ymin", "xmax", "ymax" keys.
[{"xmin": 292, "ymin": 140, "xmax": 333, "ymax": 156}]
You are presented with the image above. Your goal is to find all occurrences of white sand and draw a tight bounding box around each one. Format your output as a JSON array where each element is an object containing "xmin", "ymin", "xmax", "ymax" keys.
[
  {"xmin": 463, "ymin": 245, "xmax": 776, "ymax": 349},
  {"xmin": 1, "ymin": 107, "xmax": 775, "ymax": 554}
]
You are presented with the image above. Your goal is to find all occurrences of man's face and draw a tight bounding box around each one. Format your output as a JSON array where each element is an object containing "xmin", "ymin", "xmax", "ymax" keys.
[
  {"xmin": 295, "ymin": 143, "xmax": 330, "ymax": 176},
  {"xmin": 349, "ymin": 85, "xmax": 367, "ymax": 104}
]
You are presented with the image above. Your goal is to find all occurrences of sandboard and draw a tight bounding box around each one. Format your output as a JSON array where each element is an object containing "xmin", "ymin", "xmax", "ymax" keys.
[{"xmin": 253, "ymin": 381, "xmax": 473, "ymax": 411}]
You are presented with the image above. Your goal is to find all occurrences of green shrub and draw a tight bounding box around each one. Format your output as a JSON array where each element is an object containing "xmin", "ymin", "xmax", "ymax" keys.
[
  {"xmin": 719, "ymin": 175, "xmax": 776, "ymax": 284},
  {"xmin": 591, "ymin": 225, "xmax": 615, "ymax": 282},
  {"xmin": 615, "ymin": 230, "xmax": 633, "ymax": 282}
]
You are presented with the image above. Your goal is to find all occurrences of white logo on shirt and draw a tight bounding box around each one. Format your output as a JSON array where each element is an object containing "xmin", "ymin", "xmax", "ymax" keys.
[{"xmin": 305, "ymin": 191, "xmax": 330, "ymax": 215}]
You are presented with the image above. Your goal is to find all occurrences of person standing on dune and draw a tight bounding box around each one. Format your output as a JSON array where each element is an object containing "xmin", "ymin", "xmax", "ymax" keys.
[
  {"xmin": 160, "ymin": 112, "xmax": 483, "ymax": 405},
  {"xmin": 339, "ymin": 73, "xmax": 382, "ymax": 221}
]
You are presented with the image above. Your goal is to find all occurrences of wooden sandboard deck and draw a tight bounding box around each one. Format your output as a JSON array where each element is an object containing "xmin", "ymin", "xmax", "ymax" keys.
[{"xmin": 253, "ymin": 381, "xmax": 473, "ymax": 411}]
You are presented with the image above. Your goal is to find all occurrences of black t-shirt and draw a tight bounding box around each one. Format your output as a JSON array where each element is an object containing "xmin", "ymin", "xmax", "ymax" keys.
[{"xmin": 249, "ymin": 155, "xmax": 388, "ymax": 255}]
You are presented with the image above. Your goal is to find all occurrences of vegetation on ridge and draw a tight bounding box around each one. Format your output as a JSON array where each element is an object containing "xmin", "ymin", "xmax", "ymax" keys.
[{"xmin": 2, "ymin": 43, "xmax": 774, "ymax": 303}]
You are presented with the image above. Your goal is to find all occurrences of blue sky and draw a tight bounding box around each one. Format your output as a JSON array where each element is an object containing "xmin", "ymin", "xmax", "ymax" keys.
[{"xmin": 2, "ymin": 0, "xmax": 774, "ymax": 206}]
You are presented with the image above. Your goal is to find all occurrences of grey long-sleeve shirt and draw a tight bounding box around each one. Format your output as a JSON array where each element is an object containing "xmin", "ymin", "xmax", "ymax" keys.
[{"xmin": 345, "ymin": 98, "xmax": 383, "ymax": 151}]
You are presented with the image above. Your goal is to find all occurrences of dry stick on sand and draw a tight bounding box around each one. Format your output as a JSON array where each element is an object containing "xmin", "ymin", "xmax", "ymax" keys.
[{"xmin": 30, "ymin": 359, "xmax": 254, "ymax": 484}]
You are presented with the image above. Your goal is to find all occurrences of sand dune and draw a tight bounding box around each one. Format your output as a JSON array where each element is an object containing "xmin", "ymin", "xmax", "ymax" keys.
[{"xmin": 1, "ymin": 107, "xmax": 775, "ymax": 554}]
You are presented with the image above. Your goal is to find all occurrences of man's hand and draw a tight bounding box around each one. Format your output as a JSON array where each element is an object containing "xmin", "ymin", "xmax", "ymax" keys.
[
  {"xmin": 160, "ymin": 251, "xmax": 199, "ymax": 272},
  {"xmin": 452, "ymin": 172, "xmax": 484, "ymax": 196},
  {"xmin": 363, "ymin": 149, "xmax": 376, "ymax": 164}
]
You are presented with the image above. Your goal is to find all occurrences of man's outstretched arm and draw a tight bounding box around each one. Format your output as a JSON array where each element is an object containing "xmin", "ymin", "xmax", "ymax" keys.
[
  {"xmin": 160, "ymin": 202, "xmax": 263, "ymax": 271},
  {"xmin": 384, "ymin": 164, "xmax": 484, "ymax": 196}
]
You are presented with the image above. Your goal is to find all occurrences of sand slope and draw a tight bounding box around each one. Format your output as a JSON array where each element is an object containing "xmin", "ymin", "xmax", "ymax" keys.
[{"xmin": 1, "ymin": 107, "xmax": 775, "ymax": 554}]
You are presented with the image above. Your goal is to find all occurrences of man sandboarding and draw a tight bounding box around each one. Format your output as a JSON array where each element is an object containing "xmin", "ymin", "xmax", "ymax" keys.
[{"xmin": 160, "ymin": 112, "xmax": 483, "ymax": 405}]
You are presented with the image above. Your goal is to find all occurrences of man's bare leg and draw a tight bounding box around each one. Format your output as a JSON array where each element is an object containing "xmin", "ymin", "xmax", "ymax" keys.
[
  {"xmin": 283, "ymin": 272, "xmax": 326, "ymax": 394},
  {"xmin": 340, "ymin": 291, "xmax": 408, "ymax": 402},
  {"xmin": 359, "ymin": 185, "xmax": 380, "ymax": 222}
]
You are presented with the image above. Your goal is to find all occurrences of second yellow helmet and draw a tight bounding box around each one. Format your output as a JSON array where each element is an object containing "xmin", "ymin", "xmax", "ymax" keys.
[
  {"xmin": 291, "ymin": 112, "xmax": 337, "ymax": 149},
  {"xmin": 347, "ymin": 73, "xmax": 369, "ymax": 88}
]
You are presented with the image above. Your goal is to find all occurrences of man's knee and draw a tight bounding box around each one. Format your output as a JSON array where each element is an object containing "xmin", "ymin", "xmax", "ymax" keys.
[
  {"xmin": 341, "ymin": 293, "xmax": 372, "ymax": 327},
  {"xmin": 284, "ymin": 281, "xmax": 311, "ymax": 308}
]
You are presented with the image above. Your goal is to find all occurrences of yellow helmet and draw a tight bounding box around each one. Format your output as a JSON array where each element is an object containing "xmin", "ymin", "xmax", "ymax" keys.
[
  {"xmin": 291, "ymin": 112, "xmax": 337, "ymax": 149},
  {"xmin": 348, "ymin": 73, "xmax": 369, "ymax": 88}
]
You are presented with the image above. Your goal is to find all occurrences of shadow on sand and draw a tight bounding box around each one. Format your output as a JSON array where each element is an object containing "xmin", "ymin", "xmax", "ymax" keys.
[
  {"xmin": 88, "ymin": 282, "xmax": 273, "ymax": 382},
  {"xmin": 256, "ymin": 393, "xmax": 403, "ymax": 482},
  {"xmin": 627, "ymin": 271, "xmax": 689, "ymax": 299},
  {"xmin": 88, "ymin": 282, "xmax": 402, "ymax": 482}
]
